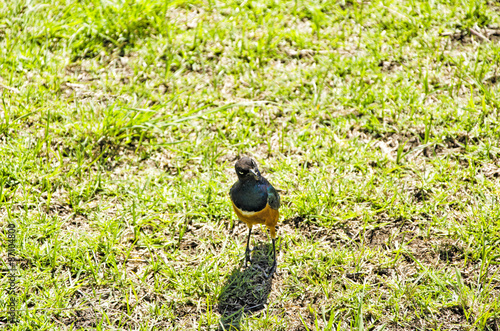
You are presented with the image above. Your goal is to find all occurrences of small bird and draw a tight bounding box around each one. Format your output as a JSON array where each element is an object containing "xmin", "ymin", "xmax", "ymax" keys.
[{"xmin": 229, "ymin": 157, "xmax": 281, "ymax": 278}]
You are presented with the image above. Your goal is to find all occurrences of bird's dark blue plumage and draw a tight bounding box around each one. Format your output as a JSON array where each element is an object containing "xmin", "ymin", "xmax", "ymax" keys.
[{"xmin": 230, "ymin": 177, "xmax": 280, "ymax": 212}]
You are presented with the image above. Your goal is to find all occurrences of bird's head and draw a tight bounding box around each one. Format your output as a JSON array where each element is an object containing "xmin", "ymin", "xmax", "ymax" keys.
[{"xmin": 235, "ymin": 157, "xmax": 261, "ymax": 181}]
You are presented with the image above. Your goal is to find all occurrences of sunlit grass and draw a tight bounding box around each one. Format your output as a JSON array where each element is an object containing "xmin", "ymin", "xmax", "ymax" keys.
[{"xmin": 0, "ymin": 0, "xmax": 499, "ymax": 330}]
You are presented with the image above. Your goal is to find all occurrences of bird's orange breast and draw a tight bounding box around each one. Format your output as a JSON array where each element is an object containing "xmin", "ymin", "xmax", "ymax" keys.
[{"xmin": 231, "ymin": 201, "xmax": 279, "ymax": 238}]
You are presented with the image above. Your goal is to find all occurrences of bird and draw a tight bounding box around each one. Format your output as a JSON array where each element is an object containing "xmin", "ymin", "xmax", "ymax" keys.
[{"xmin": 229, "ymin": 156, "xmax": 281, "ymax": 278}]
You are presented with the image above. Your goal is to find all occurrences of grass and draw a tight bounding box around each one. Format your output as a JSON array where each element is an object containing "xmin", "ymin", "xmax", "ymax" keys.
[{"xmin": 1, "ymin": 0, "xmax": 500, "ymax": 329}]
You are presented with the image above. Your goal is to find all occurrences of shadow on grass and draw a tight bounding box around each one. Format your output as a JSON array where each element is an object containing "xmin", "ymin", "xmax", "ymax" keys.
[{"xmin": 217, "ymin": 243, "xmax": 275, "ymax": 330}]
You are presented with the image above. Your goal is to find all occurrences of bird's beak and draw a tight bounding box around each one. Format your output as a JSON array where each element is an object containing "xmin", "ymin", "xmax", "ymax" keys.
[{"xmin": 249, "ymin": 169, "xmax": 259, "ymax": 180}]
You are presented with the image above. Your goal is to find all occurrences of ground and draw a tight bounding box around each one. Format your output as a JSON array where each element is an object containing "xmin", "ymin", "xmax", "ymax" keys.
[{"xmin": 0, "ymin": 0, "xmax": 500, "ymax": 330}]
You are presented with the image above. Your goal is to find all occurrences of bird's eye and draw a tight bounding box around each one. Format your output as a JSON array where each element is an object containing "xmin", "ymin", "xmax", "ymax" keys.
[{"xmin": 238, "ymin": 171, "xmax": 245, "ymax": 175}]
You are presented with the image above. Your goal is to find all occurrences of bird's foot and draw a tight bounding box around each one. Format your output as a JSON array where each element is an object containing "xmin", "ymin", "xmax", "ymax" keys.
[{"xmin": 264, "ymin": 261, "xmax": 277, "ymax": 279}]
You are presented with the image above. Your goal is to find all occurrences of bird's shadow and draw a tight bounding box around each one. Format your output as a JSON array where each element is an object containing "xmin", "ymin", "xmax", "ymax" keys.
[{"xmin": 217, "ymin": 243, "xmax": 275, "ymax": 330}]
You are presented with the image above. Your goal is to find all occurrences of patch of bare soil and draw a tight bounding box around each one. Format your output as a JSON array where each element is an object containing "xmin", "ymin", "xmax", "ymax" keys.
[
  {"xmin": 58, "ymin": 308, "xmax": 101, "ymax": 329},
  {"xmin": 438, "ymin": 305, "xmax": 468, "ymax": 327},
  {"xmin": 481, "ymin": 162, "xmax": 500, "ymax": 179},
  {"xmin": 442, "ymin": 26, "xmax": 500, "ymax": 45},
  {"xmin": 378, "ymin": 60, "xmax": 404, "ymax": 72}
]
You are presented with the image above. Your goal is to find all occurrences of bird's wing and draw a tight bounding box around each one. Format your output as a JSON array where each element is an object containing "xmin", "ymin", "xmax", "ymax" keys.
[{"xmin": 267, "ymin": 184, "xmax": 280, "ymax": 210}]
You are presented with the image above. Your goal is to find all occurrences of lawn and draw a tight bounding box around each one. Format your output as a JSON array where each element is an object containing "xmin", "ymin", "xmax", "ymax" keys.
[{"xmin": 1, "ymin": 0, "xmax": 500, "ymax": 330}]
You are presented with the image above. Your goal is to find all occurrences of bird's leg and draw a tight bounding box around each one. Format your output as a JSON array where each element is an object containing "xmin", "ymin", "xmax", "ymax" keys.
[
  {"xmin": 244, "ymin": 227, "xmax": 252, "ymax": 266},
  {"xmin": 265, "ymin": 238, "xmax": 277, "ymax": 279}
]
